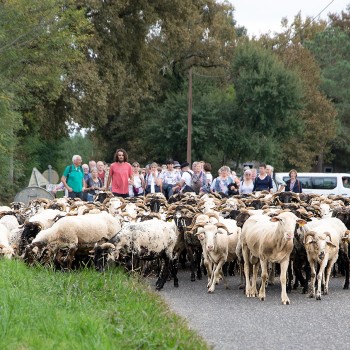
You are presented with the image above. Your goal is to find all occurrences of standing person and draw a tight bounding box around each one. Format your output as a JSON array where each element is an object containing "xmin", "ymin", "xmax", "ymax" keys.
[
  {"xmin": 82, "ymin": 164, "xmax": 90, "ymax": 183},
  {"xmin": 85, "ymin": 167, "xmax": 104, "ymax": 201},
  {"xmin": 129, "ymin": 162, "xmax": 145, "ymax": 197},
  {"xmin": 174, "ymin": 162, "xmax": 193, "ymax": 193},
  {"xmin": 211, "ymin": 166, "xmax": 235, "ymax": 196},
  {"xmin": 203, "ymin": 162, "xmax": 213, "ymax": 193},
  {"xmin": 266, "ymin": 164, "xmax": 285, "ymax": 192},
  {"xmin": 61, "ymin": 155, "xmax": 85, "ymax": 199},
  {"xmin": 253, "ymin": 163, "xmax": 273, "ymax": 192},
  {"xmin": 251, "ymin": 168, "xmax": 257, "ymax": 182},
  {"xmin": 285, "ymin": 169, "xmax": 302, "ymax": 193},
  {"xmin": 145, "ymin": 162, "xmax": 162, "ymax": 194},
  {"xmin": 81, "ymin": 164, "xmax": 90, "ymax": 200},
  {"xmin": 89, "ymin": 160, "xmax": 96, "ymax": 172},
  {"xmin": 161, "ymin": 160, "xmax": 181, "ymax": 199},
  {"xmin": 191, "ymin": 161, "xmax": 207, "ymax": 194},
  {"xmin": 106, "ymin": 148, "xmax": 133, "ymax": 198},
  {"xmin": 239, "ymin": 169, "xmax": 254, "ymax": 194},
  {"xmin": 96, "ymin": 161, "xmax": 106, "ymax": 186}
]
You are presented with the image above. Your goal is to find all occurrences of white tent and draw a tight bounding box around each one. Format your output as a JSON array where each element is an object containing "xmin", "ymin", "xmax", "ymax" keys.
[{"xmin": 28, "ymin": 167, "xmax": 49, "ymax": 187}]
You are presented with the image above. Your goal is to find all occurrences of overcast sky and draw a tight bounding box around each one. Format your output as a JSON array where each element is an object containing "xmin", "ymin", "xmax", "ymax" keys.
[{"xmin": 230, "ymin": 0, "xmax": 348, "ymax": 36}]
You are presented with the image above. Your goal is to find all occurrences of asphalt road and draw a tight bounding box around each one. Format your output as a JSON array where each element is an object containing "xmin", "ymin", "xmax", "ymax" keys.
[{"xmin": 149, "ymin": 269, "xmax": 350, "ymax": 350}]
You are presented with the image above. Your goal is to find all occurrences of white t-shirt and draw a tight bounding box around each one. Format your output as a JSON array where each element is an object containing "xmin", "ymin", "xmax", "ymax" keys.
[
  {"xmin": 181, "ymin": 171, "xmax": 192, "ymax": 187},
  {"xmin": 206, "ymin": 172, "xmax": 213, "ymax": 184},
  {"xmin": 239, "ymin": 181, "xmax": 254, "ymax": 194},
  {"xmin": 161, "ymin": 170, "xmax": 181, "ymax": 185}
]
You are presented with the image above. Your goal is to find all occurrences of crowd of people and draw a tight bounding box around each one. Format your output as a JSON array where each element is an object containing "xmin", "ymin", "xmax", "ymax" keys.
[{"xmin": 59, "ymin": 148, "xmax": 302, "ymax": 200}]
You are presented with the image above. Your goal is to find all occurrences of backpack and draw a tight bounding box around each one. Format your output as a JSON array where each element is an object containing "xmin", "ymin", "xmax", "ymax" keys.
[
  {"xmin": 66, "ymin": 164, "xmax": 83, "ymax": 183},
  {"xmin": 191, "ymin": 171, "xmax": 206, "ymax": 194}
]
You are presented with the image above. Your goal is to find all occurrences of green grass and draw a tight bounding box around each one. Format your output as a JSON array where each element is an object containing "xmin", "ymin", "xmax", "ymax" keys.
[{"xmin": 0, "ymin": 260, "xmax": 210, "ymax": 350}]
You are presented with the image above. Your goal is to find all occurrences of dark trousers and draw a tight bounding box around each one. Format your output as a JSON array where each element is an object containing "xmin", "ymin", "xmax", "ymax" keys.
[
  {"xmin": 112, "ymin": 192, "xmax": 129, "ymax": 198},
  {"xmin": 68, "ymin": 191, "xmax": 83, "ymax": 199}
]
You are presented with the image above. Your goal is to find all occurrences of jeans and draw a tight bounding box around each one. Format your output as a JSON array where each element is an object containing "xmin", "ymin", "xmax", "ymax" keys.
[
  {"xmin": 162, "ymin": 183, "xmax": 175, "ymax": 199},
  {"xmin": 68, "ymin": 191, "xmax": 83, "ymax": 199}
]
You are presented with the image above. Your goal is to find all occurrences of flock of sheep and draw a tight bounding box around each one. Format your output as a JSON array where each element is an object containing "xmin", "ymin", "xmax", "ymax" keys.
[{"xmin": 0, "ymin": 190, "xmax": 350, "ymax": 305}]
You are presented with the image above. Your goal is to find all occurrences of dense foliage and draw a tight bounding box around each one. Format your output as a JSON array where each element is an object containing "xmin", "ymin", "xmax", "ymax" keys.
[{"xmin": 1, "ymin": 1, "xmax": 350, "ymax": 202}]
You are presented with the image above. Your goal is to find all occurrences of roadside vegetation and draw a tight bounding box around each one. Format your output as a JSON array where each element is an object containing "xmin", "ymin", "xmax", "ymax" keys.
[{"xmin": 0, "ymin": 260, "xmax": 209, "ymax": 350}]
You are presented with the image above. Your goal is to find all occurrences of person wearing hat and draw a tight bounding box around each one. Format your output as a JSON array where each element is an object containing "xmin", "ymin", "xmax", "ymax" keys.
[
  {"xmin": 173, "ymin": 161, "xmax": 181, "ymax": 169},
  {"xmin": 160, "ymin": 159, "xmax": 181, "ymax": 199},
  {"xmin": 173, "ymin": 162, "xmax": 194, "ymax": 193},
  {"xmin": 284, "ymin": 169, "xmax": 302, "ymax": 193}
]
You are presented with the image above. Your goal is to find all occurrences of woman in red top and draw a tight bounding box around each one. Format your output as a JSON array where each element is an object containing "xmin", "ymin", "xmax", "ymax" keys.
[{"xmin": 106, "ymin": 148, "xmax": 133, "ymax": 198}]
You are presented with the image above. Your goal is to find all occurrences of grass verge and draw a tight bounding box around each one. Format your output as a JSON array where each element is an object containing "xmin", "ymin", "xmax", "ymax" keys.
[{"xmin": 0, "ymin": 260, "xmax": 210, "ymax": 350}]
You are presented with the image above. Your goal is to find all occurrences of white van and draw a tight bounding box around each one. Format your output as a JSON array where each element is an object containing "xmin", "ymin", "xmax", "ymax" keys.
[{"xmin": 276, "ymin": 173, "xmax": 350, "ymax": 197}]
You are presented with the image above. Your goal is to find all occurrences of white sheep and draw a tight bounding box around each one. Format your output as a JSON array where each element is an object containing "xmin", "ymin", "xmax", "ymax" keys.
[
  {"xmin": 241, "ymin": 211, "xmax": 306, "ymax": 305},
  {"xmin": 93, "ymin": 219, "xmax": 179, "ymax": 290},
  {"xmin": 192, "ymin": 222, "xmax": 230, "ymax": 293},
  {"xmin": 302, "ymin": 217, "xmax": 347, "ymax": 300},
  {"xmin": 25, "ymin": 211, "xmax": 122, "ymax": 269},
  {"xmin": 0, "ymin": 223, "xmax": 15, "ymax": 259}
]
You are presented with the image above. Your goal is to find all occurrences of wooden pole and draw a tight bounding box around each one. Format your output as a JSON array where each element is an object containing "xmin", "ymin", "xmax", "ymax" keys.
[{"xmin": 187, "ymin": 67, "xmax": 193, "ymax": 164}]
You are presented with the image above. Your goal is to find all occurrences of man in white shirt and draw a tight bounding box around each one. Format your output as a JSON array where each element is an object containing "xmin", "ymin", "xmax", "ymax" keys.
[
  {"xmin": 266, "ymin": 164, "xmax": 285, "ymax": 192},
  {"xmin": 175, "ymin": 162, "xmax": 193, "ymax": 193}
]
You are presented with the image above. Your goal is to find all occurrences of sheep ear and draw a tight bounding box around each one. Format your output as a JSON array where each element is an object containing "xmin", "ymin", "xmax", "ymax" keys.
[
  {"xmin": 270, "ymin": 217, "xmax": 280, "ymax": 222},
  {"xmin": 297, "ymin": 219, "xmax": 307, "ymax": 227},
  {"xmin": 196, "ymin": 233, "xmax": 205, "ymax": 241},
  {"xmin": 326, "ymin": 241, "xmax": 337, "ymax": 247}
]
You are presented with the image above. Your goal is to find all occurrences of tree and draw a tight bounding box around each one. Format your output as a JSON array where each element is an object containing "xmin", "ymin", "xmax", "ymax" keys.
[
  {"xmin": 228, "ymin": 41, "xmax": 304, "ymax": 168},
  {"xmin": 258, "ymin": 14, "xmax": 337, "ymax": 171},
  {"xmin": 306, "ymin": 26, "xmax": 350, "ymax": 170}
]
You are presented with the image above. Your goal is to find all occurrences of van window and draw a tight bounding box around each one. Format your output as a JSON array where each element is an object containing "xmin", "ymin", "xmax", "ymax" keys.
[
  {"xmin": 298, "ymin": 177, "xmax": 312, "ymax": 189},
  {"xmin": 282, "ymin": 176, "xmax": 336, "ymax": 190},
  {"xmin": 343, "ymin": 177, "xmax": 350, "ymax": 189},
  {"xmin": 313, "ymin": 177, "xmax": 337, "ymax": 190}
]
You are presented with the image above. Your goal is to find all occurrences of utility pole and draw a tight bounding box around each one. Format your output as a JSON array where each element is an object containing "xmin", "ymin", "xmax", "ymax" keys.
[{"xmin": 187, "ymin": 67, "xmax": 193, "ymax": 164}]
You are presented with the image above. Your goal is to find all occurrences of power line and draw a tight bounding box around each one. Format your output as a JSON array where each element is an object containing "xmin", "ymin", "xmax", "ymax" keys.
[{"xmin": 310, "ymin": 0, "xmax": 335, "ymax": 23}]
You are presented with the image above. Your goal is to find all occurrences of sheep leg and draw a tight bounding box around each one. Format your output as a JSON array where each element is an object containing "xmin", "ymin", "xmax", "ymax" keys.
[
  {"xmin": 286, "ymin": 260, "xmax": 293, "ymax": 293},
  {"xmin": 308, "ymin": 260, "xmax": 316, "ymax": 298},
  {"xmin": 170, "ymin": 257, "xmax": 179, "ymax": 288},
  {"xmin": 259, "ymin": 259, "xmax": 268, "ymax": 301},
  {"xmin": 186, "ymin": 245, "xmax": 196, "ymax": 282},
  {"xmin": 196, "ymin": 249, "xmax": 202, "ymax": 280},
  {"xmin": 242, "ymin": 244, "xmax": 252, "ymax": 297},
  {"xmin": 324, "ymin": 256, "xmax": 337, "ymax": 295},
  {"xmin": 316, "ymin": 258, "xmax": 328, "ymax": 300},
  {"xmin": 204, "ymin": 254, "xmax": 212, "ymax": 286},
  {"xmin": 250, "ymin": 263, "xmax": 259, "ymax": 297},
  {"xmin": 268, "ymin": 263, "xmax": 275, "ymax": 286},
  {"xmin": 156, "ymin": 254, "xmax": 169, "ymax": 291},
  {"xmin": 340, "ymin": 248, "xmax": 349, "ymax": 289},
  {"xmin": 208, "ymin": 260, "xmax": 225, "ymax": 293},
  {"xmin": 280, "ymin": 258, "xmax": 290, "ymax": 305},
  {"xmin": 207, "ymin": 263, "xmax": 216, "ymax": 289},
  {"xmin": 303, "ymin": 262, "xmax": 311, "ymax": 294}
]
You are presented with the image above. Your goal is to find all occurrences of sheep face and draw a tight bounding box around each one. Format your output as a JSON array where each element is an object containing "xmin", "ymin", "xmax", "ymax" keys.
[
  {"xmin": 24, "ymin": 242, "xmax": 45, "ymax": 265},
  {"xmin": 270, "ymin": 214, "xmax": 306, "ymax": 241},
  {"xmin": 0, "ymin": 245, "xmax": 15, "ymax": 259},
  {"xmin": 203, "ymin": 224, "xmax": 227, "ymax": 252},
  {"xmin": 54, "ymin": 246, "xmax": 77, "ymax": 270},
  {"xmin": 93, "ymin": 243, "xmax": 116, "ymax": 272},
  {"xmin": 20, "ymin": 222, "xmax": 42, "ymax": 253},
  {"xmin": 305, "ymin": 233, "xmax": 336, "ymax": 261}
]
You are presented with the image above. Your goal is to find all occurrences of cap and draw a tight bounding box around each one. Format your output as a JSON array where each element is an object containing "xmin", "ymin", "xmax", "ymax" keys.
[
  {"xmin": 173, "ymin": 161, "xmax": 181, "ymax": 168},
  {"xmin": 180, "ymin": 162, "xmax": 190, "ymax": 169}
]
